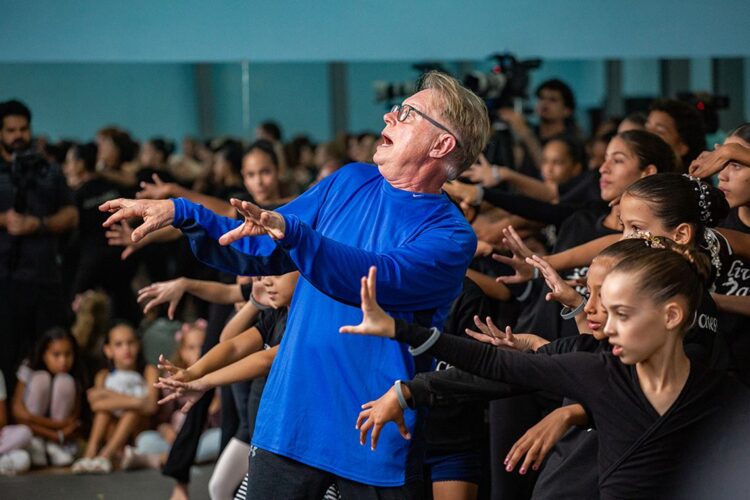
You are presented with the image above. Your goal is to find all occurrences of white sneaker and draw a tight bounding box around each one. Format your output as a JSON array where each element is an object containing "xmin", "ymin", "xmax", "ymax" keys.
[
  {"xmin": 0, "ymin": 450, "xmax": 31, "ymax": 476},
  {"xmin": 71, "ymin": 457, "xmax": 93, "ymax": 474},
  {"xmin": 27, "ymin": 437, "xmax": 47, "ymax": 467},
  {"xmin": 45, "ymin": 441, "xmax": 74, "ymax": 466}
]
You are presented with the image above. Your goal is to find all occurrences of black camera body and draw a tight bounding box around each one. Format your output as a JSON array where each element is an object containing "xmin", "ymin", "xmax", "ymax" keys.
[
  {"xmin": 11, "ymin": 149, "xmax": 50, "ymax": 213},
  {"xmin": 464, "ymin": 53, "xmax": 542, "ymax": 109}
]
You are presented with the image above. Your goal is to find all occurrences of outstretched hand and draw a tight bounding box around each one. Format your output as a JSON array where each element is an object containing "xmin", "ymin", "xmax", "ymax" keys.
[
  {"xmin": 492, "ymin": 226, "xmax": 535, "ymax": 284},
  {"xmin": 466, "ymin": 316, "xmax": 543, "ymax": 352},
  {"xmin": 218, "ymin": 198, "xmax": 286, "ymax": 245},
  {"xmin": 504, "ymin": 405, "xmax": 578, "ymax": 475},
  {"xmin": 688, "ymin": 144, "xmax": 726, "ymax": 178},
  {"xmin": 339, "ymin": 266, "xmax": 396, "ymax": 338},
  {"xmin": 99, "ymin": 198, "xmax": 175, "ymax": 243},
  {"xmin": 155, "ymin": 376, "xmax": 210, "ymax": 413},
  {"xmin": 526, "ymin": 255, "xmax": 582, "ymax": 309},
  {"xmin": 138, "ymin": 278, "xmax": 186, "ymax": 319},
  {"xmin": 356, "ymin": 387, "xmax": 411, "ymax": 451}
]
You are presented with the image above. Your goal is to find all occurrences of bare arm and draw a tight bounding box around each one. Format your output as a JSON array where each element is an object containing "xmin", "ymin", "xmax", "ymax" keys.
[
  {"xmin": 194, "ymin": 346, "xmax": 277, "ymax": 389},
  {"xmin": 499, "ymin": 167, "xmax": 558, "ymax": 202},
  {"xmin": 219, "ymin": 300, "xmax": 261, "ymax": 343},
  {"xmin": 712, "ymin": 293, "xmax": 750, "ymax": 317},
  {"xmin": 89, "ymin": 365, "xmax": 160, "ymax": 416},
  {"xmin": 12, "ymin": 381, "xmax": 69, "ymax": 430},
  {"xmin": 716, "ymin": 228, "xmax": 750, "ymax": 261},
  {"xmin": 186, "ymin": 326, "xmax": 265, "ymax": 380},
  {"xmin": 466, "ymin": 268, "xmax": 511, "ymax": 301},
  {"xmin": 546, "ymin": 234, "xmax": 621, "ymax": 270}
]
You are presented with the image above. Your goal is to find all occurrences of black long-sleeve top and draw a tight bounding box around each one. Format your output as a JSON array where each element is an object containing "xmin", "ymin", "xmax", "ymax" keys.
[{"xmin": 393, "ymin": 319, "xmax": 746, "ymax": 499}]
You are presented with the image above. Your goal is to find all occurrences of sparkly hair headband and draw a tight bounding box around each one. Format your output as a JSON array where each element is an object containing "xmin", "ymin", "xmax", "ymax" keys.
[{"xmin": 682, "ymin": 174, "xmax": 712, "ymax": 224}]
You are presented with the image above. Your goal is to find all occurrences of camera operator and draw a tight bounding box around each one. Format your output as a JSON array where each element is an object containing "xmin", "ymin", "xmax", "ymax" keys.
[
  {"xmin": 500, "ymin": 79, "xmax": 582, "ymax": 177},
  {"xmin": 0, "ymin": 99, "xmax": 78, "ymax": 392}
]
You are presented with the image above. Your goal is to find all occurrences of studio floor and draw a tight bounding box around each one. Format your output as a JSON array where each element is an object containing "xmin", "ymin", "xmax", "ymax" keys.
[{"xmin": 0, "ymin": 464, "xmax": 214, "ymax": 500}]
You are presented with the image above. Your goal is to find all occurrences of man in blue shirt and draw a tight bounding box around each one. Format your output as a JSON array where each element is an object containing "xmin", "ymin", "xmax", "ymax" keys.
[{"xmin": 102, "ymin": 71, "xmax": 490, "ymax": 498}]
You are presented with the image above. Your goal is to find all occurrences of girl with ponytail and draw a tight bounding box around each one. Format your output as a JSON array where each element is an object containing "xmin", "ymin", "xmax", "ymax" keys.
[{"xmin": 341, "ymin": 240, "xmax": 749, "ymax": 498}]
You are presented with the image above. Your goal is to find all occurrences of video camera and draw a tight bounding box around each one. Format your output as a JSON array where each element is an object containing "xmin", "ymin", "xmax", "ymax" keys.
[
  {"xmin": 463, "ymin": 53, "xmax": 542, "ymax": 110},
  {"xmin": 676, "ymin": 91, "xmax": 730, "ymax": 135}
]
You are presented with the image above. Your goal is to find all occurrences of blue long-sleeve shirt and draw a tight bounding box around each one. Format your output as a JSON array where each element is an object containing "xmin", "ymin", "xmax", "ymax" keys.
[{"xmin": 172, "ymin": 163, "xmax": 476, "ymax": 485}]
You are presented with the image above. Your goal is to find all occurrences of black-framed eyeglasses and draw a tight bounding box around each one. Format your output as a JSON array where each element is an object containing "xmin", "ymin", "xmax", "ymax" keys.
[{"xmin": 390, "ymin": 104, "xmax": 461, "ymax": 148}]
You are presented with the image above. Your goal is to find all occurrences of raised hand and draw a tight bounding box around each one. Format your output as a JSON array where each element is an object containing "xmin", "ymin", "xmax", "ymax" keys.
[
  {"xmin": 155, "ymin": 377, "xmax": 209, "ymax": 413},
  {"xmin": 339, "ymin": 266, "xmax": 395, "ymax": 338},
  {"xmin": 688, "ymin": 144, "xmax": 727, "ymax": 178},
  {"xmin": 136, "ymin": 173, "xmax": 174, "ymax": 199},
  {"xmin": 492, "ymin": 226, "xmax": 536, "ymax": 284},
  {"xmin": 138, "ymin": 278, "xmax": 187, "ymax": 319},
  {"xmin": 99, "ymin": 198, "xmax": 175, "ymax": 243},
  {"xmin": 464, "ymin": 154, "xmax": 503, "ymax": 187},
  {"xmin": 355, "ymin": 387, "xmax": 411, "ymax": 451},
  {"xmin": 526, "ymin": 255, "xmax": 582, "ymax": 309},
  {"xmin": 504, "ymin": 406, "xmax": 578, "ymax": 475},
  {"xmin": 466, "ymin": 316, "xmax": 545, "ymax": 352},
  {"xmin": 218, "ymin": 198, "xmax": 286, "ymax": 245},
  {"xmin": 157, "ymin": 354, "xmax": 192, "ymax": 383}
]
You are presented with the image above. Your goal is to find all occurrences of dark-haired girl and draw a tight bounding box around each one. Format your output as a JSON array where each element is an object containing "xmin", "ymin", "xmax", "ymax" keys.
[
  {"xmin": 343, "ymin": 257, "xmax": 750, "ymax": 499},
  {"xmin": 11, "ymin": 328, "xmax": 83, "ymax": 467},
  {"xmin": 72, "ymin": 323, "xmax": 158, "ymax": 474},
  {"xmin": 715, "ymin": 124, "xmax": 750, "ymax": 383}
]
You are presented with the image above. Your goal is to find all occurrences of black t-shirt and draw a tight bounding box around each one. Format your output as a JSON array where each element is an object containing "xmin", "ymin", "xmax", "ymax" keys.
[
  {"xmin": 516, "ymin": 206, "xmax": 619, "ymax": 341},
  {"xmin": 73, "ymin": 177, "xmax": 123, "ymax": 249},
  {"xmin": 0, "ymin": 159, "xmax": 75, "ymax": 282},
  {"xmin": 245, "ymin": 307, "xmax": 287, "ymax": 442},
  {"xmin": 424, "ymin": 278, "xmax": 492, "ymax": 454},
  {"xmin": 717, "ymin": 208, "xmax": 750, "ymax": 381}
]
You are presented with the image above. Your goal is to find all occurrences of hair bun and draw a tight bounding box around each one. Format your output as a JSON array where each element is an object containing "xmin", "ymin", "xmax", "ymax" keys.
[{"xmin": 682, "ymin": 174, "xmax": 729, "ymax": 227}]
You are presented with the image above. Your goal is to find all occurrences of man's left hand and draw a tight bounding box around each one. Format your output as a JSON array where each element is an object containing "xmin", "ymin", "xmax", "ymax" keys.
[
  {"xmin": 219, "ymin": 198, "xmax": 286, "ymax": 245},
  {"xmin": 5, "ymin": 210, "xmax": 41, "ymax": 235}
]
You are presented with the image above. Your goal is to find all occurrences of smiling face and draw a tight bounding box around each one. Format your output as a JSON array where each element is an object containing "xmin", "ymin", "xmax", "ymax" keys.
[
  {"xmin": 718, "ymin": 136, "xmax": 750, "ymax": 209},
  {"xmin": 598, "ymin": 136, "xmax": 650, "ymax": 202},
  {"xmin": 373, "ymin": 89, "xmax": 447, "ymax": 184},
  {"xmin": 600, "ymin": 271, "xmax": 670, "ymax": 364},
  {"xmin": 261, "ymin": 271, "xmax": 300, "ymax": 309}
]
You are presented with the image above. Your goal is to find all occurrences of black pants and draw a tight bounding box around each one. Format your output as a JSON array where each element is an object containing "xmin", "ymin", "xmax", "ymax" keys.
[
  {"xmin": 162, "ymin": 303, "xmax": 234, "ymax": 484},
  {"xmin": 0, "ymin": 278, "xmax": 66, "ymax": 397},
  {"xmin": 245, "ymin": 447, "xmax": 423, "ymax": 500}
]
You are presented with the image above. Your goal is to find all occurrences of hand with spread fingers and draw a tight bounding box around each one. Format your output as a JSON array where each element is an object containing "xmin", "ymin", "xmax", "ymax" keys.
[
  {"xmin": 155, "ymin": 376, "xmax": 210, "ymax": 414},
  {"xmin": 466, "ymin": 315, "xmax": 547, "ymax": 353},
  {"xmin": 526, "ymin": 255, "xmax": 582, "ymax": 309},
  {"xmin": 339, "ymin": 266, "xmax": 396, "ymax": 338},
  {"xmin": 99, "ymin": 198, "xmax": 175, "ymax": 243},
  {"xmin": 157, "ymin": 354, "xmax": 193, "ymax": 384},
  {"xmin": 464, "ymin": 154, "xmax": 503, "ymax": 188},
  {"xmin": 355, "ymin": 386, "xmax": 411, "ymax": 451},
  {"xmin": 138, "ymin": 278, "xmax": 187, "ymax": 319},
  {"xmin": 218, "ymin": 198, "xmax": 286, "ymax": 245},
  {"xmin": 492, "ymin": 226, "xmax": 536, "ymax": 284}
]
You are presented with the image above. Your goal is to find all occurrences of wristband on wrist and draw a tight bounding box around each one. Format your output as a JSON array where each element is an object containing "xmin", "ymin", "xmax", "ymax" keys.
[
  {"xmin": 408, "ymin": 327, "xmax": 441, "ymax": 356},
  {"xmin": 491, "ymin": 166, "xmax": 502, "ymax": 183},
  {"xmin": 560, "ymin": 296, "xmax": 586, "ymax": 319},
  {"xmin": 249, "ymin": 293, "xmax": 270, "ymax": 311},
  {"xmin": 394, "ymin": 380, "xmax": 409, "ymax": 410},
  {"xmin": 516, "ymin": 280, "xmax": 533, "ymax": 301},
  {"xmin": 474, "ymin": 184, "xmax": 484, "ymax": 205}
]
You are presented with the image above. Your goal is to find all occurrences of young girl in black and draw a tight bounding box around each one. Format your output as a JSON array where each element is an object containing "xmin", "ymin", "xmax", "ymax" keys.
[{"xmin": 341, "ymin": 248, "xmax": 750, "ymax": 499}]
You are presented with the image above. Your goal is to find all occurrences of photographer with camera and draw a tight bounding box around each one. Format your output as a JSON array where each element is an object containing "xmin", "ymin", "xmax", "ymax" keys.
[{"xmin": 0, "ymin": 99, "xmax": 78, "ymax": 393}]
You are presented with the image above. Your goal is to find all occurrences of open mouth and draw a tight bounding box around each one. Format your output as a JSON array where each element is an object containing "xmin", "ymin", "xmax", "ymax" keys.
[
  {"xmin": 380, "ymin": 133, "xmax": 393, "ymax": 146},
  {"xmin": 611, "ymin": 344, "xmax": 623, "ymax": 356}
]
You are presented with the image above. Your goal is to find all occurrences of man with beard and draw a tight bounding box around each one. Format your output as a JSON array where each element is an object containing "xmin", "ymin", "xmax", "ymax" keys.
[{"xmin": 0, "ymin": 99, "xmax": 77, "ymax": 393}]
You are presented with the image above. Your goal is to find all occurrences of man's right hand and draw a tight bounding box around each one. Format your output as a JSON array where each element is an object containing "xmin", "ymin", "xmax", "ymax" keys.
[{"xmin": 99, "ymin": 198, "xmax": 174, "ymax": 243}]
